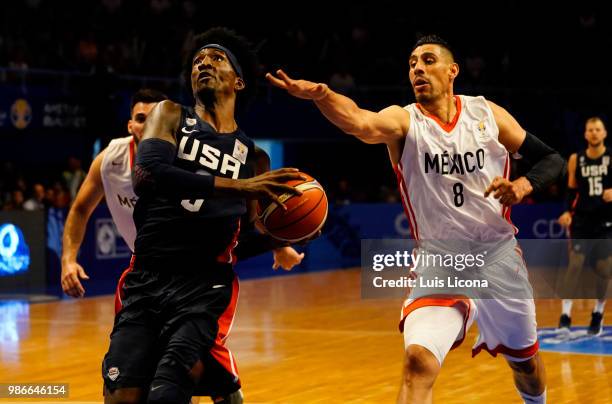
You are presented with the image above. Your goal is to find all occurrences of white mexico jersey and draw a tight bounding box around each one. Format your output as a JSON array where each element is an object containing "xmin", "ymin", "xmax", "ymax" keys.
[
  {"xmin": 395, "ymin": 95, "xmax": 516, "ymax": 242},
  {"xmin": 100, "ymin": 136, "xmax": 137, "ymax": 251}
]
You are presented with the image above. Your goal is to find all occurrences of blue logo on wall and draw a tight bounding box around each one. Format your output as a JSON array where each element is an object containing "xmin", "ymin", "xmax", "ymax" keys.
[
  {"xmin": 538, "ymin": 327, "xmax": 612, "ymax": 356},
  {"xmin": 0, "ymin": 223, "xmax": 30, "ymax": 276}
]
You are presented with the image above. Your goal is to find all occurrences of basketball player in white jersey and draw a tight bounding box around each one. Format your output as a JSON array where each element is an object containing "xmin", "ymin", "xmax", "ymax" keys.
[
  {"xmin": 61, "ymin": 89, "xmax": 168, "ymax": 298},
  {"xmin": 267, "ymin": 35, "xmax": 564, "ymax": 403},
  {"xmin": 61, "ymin": 89, "xmax": 305, "ymax": 300}
]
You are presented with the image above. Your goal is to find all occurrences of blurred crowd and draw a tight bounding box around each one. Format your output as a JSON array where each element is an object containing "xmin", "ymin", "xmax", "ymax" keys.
[
  {"xmin": 0, "ymin": 1, "xmax": 607, "ymax": 207},
  {"xmin": 0, "ymin": 157, "xmax": 398, "ymax": 209},
  {"xmin": 1, "ymin": 1, "xmax": 610, "ymax": 90},
  {"xmin": 0, "ymin": 157, "xmax": 85, "ymax": 211}
]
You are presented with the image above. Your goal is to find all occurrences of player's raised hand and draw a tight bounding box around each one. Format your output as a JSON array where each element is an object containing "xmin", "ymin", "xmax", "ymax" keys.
[
  {"xmin": 484, "ymin": 176, "xmax": 532, "ymax": 206},
  {"xmin": 603, "ymin": 188, "xmax": 612, "ymax": 202},
  {"xmin": 272, "ymin": 246, "xmax": 305, "ymax": 271},
  {"xmin": 557, "ymin": 211, "xmax": 572, "ymax": 228},
  {"xmin": 238, "ymin": 168, "xmax": 306, "ymax": 210},
  {"xmin": 266, "ymin": 69, "xmax": 330, "ymax": 100},
  {"xmin": 61, "ymin": 260, "xmax": 90, "ymax": 298}
]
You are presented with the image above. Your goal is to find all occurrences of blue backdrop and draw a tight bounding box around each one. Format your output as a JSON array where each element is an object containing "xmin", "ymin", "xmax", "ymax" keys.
[{"xmin": 44, "ymin": 202, "xmax": 567, "ymax": 297}]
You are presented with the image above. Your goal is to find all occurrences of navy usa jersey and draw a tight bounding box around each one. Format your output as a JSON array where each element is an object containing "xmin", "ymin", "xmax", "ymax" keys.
[
  {"xmin": 133, "ymin": 105, "xmax": 255, "ymax": 262},
  {"xmin": 574, "ymin": 148, "xmax": 611, "ymax": 221}
]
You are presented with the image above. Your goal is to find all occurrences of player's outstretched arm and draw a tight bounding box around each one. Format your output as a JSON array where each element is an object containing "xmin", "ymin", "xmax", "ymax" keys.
[
  {"xmin": 61, "ymin": 152, "xmax": 105, "ymax": 297},
  {"xmin": 484, "ymin": 100, "xmax": 565, "ymax": 206},
  {"xmin": 266, "ymin": 69, "xmax": 408, "ymax": 145}
]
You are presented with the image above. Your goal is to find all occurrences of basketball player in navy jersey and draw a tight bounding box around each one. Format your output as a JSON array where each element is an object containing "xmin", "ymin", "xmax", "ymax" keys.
[
  {"xmin": 102, "ymin": 28, "xmax": 307, "ymax": 404},
  {"xmin": 61, "ymin": 87, "xmax": 304, "ymax": 305},
  {"xmin": 557, "ymin": 117, "xmax": 611, "ymax": 335},
  {"xmin": 268, "ymin": 35, "xmax": 565, "ymax": 404}
]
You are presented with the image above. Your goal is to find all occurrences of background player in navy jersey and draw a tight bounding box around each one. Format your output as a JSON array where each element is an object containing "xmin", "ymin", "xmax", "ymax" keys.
[
  {"xmin": 557, "ymin": 117, "xmax": 611, "ymax": 335},
  {"xmin": 102, "ymin": 27, "xmax": 308, "ymax": 404}
]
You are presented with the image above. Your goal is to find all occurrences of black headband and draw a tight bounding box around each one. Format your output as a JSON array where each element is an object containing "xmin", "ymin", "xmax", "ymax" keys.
[{"xmin": 195, "ymin": 44, "xmax": 243, "ymax": 79}]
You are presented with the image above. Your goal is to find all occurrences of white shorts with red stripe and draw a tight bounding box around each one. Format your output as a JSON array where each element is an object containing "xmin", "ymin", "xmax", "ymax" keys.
[{"xmin": 399, "ymin": 240, "xmax": 538, "ymax": 361}]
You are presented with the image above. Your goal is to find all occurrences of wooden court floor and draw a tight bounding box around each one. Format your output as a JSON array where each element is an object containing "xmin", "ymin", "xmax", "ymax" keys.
[{"xmin": 0, "ymin": 268, "xmax": 610, "ymax": 403}]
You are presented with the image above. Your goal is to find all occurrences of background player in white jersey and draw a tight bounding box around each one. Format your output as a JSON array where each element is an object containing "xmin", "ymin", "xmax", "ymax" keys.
[
  {"xmin": 61, "ymin": 88, "xmax": 304, "ymax": 300},
  {"xmin": 557, "ymin": 117, "xmax": 612, "ymax": 335},
  {"xmin": 61, "ymin": 89, "xmax": 169, "ymax": 298},
  {"xmin": 267, "ymin": 35, "xmax": 564, "ymax": 404}
]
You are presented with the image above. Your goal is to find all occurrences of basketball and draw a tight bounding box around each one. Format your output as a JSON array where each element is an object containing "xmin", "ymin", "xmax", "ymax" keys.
[{"xmin": 259, "ymin": 172, "xmax": 328, "ymax": 243}]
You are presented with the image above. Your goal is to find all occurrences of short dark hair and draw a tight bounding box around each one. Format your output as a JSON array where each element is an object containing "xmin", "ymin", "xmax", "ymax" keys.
[
  {"xmin": 412, "ymin": 35, "xmax": 455, "ymax": 61},
  {"xmin": 586, "ymin": 116, "xmax": 606, "ymax": 128},
  {"xmin": 182, "ymin": 27, "xmax": 258, "ymax": 106},
  {"xmin": 130, "ymin": 89, "xmax": 168, "ymax": 112}
]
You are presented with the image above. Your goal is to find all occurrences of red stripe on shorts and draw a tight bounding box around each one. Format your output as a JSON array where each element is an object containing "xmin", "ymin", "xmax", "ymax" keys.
[
  {"xmin": 114, "ymin": 255, "xmax": 136, "ymax": 315},
  {"xmin": 217, "ymin": 219, "xmax": 241, "ymax": 264},
  {"xmin": 472, "ymin": 340, "xmax": 539, "ymax": 359},
  {"xmin": 394, "ymin": 163, "xmax": 420, "ymax": 240},
  {"xmin": 399, "ymin": 295, "xmax": 472, "ymax": 350},
  {"xmin": 210, "ymin": 276, "xmax": 241, "ymax": 381}
]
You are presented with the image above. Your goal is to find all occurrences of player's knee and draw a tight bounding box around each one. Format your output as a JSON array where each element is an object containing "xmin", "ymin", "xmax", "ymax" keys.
[
  {"xmin": 104, "ymin": 386, "xmax": 145, "ymax": 404},
  {"xmin": 595, "ymin": 258, "xmax": 612, "ymax": 278},
  {"xmin": 507, "ymin": 356, "xmax": 537, "ymax": 375},
  {"xmin": 187, "ymin": 359, "xmax": 205, "ymax": 384},
  {"xmin": 156, "ymin": 352, "xmax": 197, "ymax": 388},
  {"xmin": 568, "ymin": 253, "xmax": 584, "ymax": 271},
  {"xmin": 149, "ymin": 351, "xmax": 198, "ymax": 404},
  {"xmin": 402, "ymin": 344, "xmax": 440, "ymax": 383},
  {"xmin": 147, "ymin": 381, "xmax": 190, "ymax": 404}
]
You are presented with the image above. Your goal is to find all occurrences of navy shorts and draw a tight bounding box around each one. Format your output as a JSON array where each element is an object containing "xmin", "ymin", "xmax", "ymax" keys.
[
  {"xmin": 102, "ymin": 256, "xmax": 241, "ymax": 398},
  {"xmin": 570, "ymin": 215, "xmax": 612, "ymax": 263}
]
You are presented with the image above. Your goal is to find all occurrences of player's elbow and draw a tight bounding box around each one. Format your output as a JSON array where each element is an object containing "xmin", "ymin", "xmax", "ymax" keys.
[
  {"xmin": 132, "ymin": 138, "xmax": 176, "ymax": 196},
  {"xmin": 525, "ymin": 152, "xmax": 566, "ymax": 193},
  {"xmin": 354, "ymin": 135, "xmax": 382, "ymax": 144},
  {"xmin": 550, "ymin": 152, "xmax": 566, "ymax": 180},
  {"xmin": 540, "ymin": 152, "xmax": 565, "ymax": 184},
  {"xmin": 132, "ymin": 164, "xmax": 155, "ymax": 197},
  {"xmin": 347, "ymin": 119, "xmax": 383, "ymax": 144},
  {"xmin": 342, "ymin": 115, "xmax": 368, "ymax": 138},
  {"xmin": 70, "ymin": 200, "xmax": 92, "ymax": 217}
]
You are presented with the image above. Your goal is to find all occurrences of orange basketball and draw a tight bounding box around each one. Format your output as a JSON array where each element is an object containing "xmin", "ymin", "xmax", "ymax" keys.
[{"xmin": 259, "ymin": 172, "xmax": 328, "ymax": 243}]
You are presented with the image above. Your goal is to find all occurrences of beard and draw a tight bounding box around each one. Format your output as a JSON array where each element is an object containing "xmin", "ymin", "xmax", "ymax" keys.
[
  {"xmin": 413, "ymin": 84, "xmax": 436, "ymax": 104},
  {"xmin": 414, "ymin": 92, "xmax": 434, "ymax": 104},
  {"xmin": 588, "ymin": 139, "xmax": 603, "ymax": 148}
]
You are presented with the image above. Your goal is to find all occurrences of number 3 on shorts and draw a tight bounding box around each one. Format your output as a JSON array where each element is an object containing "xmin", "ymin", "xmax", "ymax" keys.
[{"xmin": 181, "ymin": 199, "xmax": 204, "ymax": 212}]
